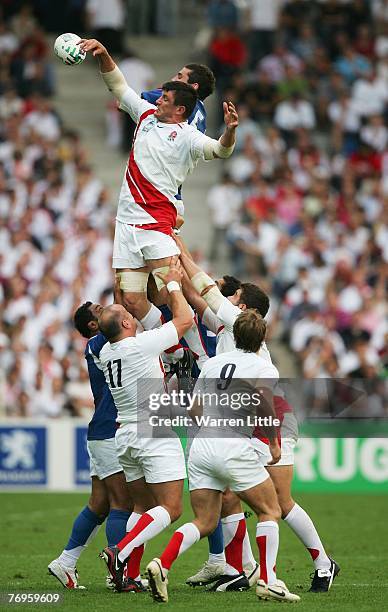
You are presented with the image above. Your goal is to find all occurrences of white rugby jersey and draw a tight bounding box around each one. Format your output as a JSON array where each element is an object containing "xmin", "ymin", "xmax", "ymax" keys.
[
  {"xmin": 196, "ymin": 348, "xmax": 279, "ymax": 437},
  {"xmin": 201, "ymin": 296, "xmax": 273, "ymax": 363},
  {"xmin": 118, "ymin": 87, "xmax": 217, "ymax": 234},
  {"xmin": 99, "ymin": 321, "xmax": 178, "ymax": 424}
]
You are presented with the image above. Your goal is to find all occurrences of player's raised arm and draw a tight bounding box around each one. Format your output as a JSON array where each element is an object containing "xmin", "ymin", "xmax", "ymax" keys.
[
  {"xmin": 155, "ymin": 256, "xmax": 193, "ymax": 339},
  {"xmin": 78, "ymin": 38, "xmax": 152, "ymax": 122},
  {"xmin": 175, "ymin": 236, "xmax": 224, "ymax": 315},
  {"xmin": 191, "ymin": 101, "xmax": 238, "ymax": 161}
]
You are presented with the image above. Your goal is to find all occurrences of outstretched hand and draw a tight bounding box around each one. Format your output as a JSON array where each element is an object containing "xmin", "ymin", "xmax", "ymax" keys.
[
  {"xmin": 155, "ymin": 255, "xmax": 183, "ymax": 286},
  {"xmin": 223, "ymin": 101, "xmax": 239, "ymax": 130},
  {"xmin": 78, "ymin": 38, "xmax": 108, "ymax": 57}
]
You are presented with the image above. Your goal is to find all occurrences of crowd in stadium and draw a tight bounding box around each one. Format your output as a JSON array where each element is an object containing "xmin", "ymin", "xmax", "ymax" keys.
[
  {"xmin": 205, "ymin": 0, "xmax": 387, "ymax": 382},
  {"xmin": 0, "ymin": 0, "xmax": 386, "ymax": 418},
  {"xmin": 0, "ymin": 4, "xmax": 114, "ymax": 417}
]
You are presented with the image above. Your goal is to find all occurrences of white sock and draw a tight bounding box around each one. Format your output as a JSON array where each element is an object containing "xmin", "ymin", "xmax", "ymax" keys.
[
  {"xmin": 284, "ymin": 503, "xmax": 331, "ymax": 570},
  {"xmin": 126, "ymin": 512, "xmax": 142, "ymax": 532},
  {"xmin": 58, "ymin": 546, "xmax": 84, "ymax": 568},
  {"xmin": 58, "ymin": 525, "xmax": 100, "ymax": 567},
  {"xmin": 160, "ymin": 522, "xmax": 200, "ymax": 571},
  {"xmin": 242, "ymin": 529, "xmax": 256, "ymax": 571},
  {"xmin": 140, "ymin": 304, "xmax": 162, "ymax": 330},
  {"xmin": 118, "ymin": 506, "xmax": 170, "ymax": 562},
  {"xmin": 123, "ymin": 511, "xmax": 144, "ymax": 580},
  {"xmin": 256, "ymin": 521, "xmax": 279, "ymax": 586},
  {"xmin": 221, "ymin": 513, "xmax": 245, "ymax": 576},
  {"xmin": 208, "ymin": 552, "xmax": 225, "ymax": 564}
]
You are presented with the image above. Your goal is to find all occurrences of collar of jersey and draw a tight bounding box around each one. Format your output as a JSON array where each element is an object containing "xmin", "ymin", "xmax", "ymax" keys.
[{"xmin": 155, "ymin": 120, "xmax": 187, "ymax": 127}]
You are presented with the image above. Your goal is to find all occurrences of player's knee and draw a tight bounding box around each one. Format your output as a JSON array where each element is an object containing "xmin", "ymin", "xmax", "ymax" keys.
[
  {"xmin": 258, "ymin": 498, "xmax": 281, "ymax": 523},
  {"xmin": 221, "ymin": 489, "xmax": 242, "ymax": 517},
  {"xmin": 108, "ymin": 490, "xmax": 132, "ymax": 513},
  {"xmin": 123, "ymin": 293, "xmax": 147, "ymax": 318},
  {"xmin": 88, "ymin": 496, "xmax": 109, "ymax": 519},
  {"xmin": 279, "ymin": 497, "xmax": 295, "ymax": 519},
  {"xmin": 164, "ymin": 500, "xmax": 183, "ymax": 523},
  {"xmin": 270, "ymin": 501, "xmax": 282, "ymax": 522},
  {"xmin": 195, "ymin": 517, "xmax": 218, "ymax": 538}
]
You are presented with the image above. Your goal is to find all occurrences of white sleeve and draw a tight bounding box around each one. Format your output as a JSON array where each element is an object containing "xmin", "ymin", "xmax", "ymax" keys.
[
  {"xmin": 119, "ymin": 86, "xmax": 155, "ymax": 124},
  {"xmin": 216, "ymin": 298, "xmax": 242, "ymax": 332},
  {"xmin": 135, "ymin": 321, "xmax": 179, "ymax": 356},
  {"xmin": 190, "ymin": 129, "xmax": 219, "ymax": 162},
  {"xmin": 258, "ymin": 341, "xmax": 273, "ymax": 365},
  {"xmin": 201, "ymin": 307, "xmax": 222, "ymax": 335}
]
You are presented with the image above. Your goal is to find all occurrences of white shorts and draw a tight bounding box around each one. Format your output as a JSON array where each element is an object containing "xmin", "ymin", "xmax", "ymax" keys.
[
  {"xmin": 115, "ymin": 423, "xmax": 187, "ymax": 484},
  {"xmin": 251, "ymin": 437, "xmax": 297, "ymax": 467},
  {"xmin": 87, "ymin": 438, "xmax": 123, "ymax": 480},
  {"xmin": 188, "ymin": 437, "xmax": 269, "ymax": 493},
  {"xmin": 112, "ymin": 220, "xmax": 180, "ymax": 269}
]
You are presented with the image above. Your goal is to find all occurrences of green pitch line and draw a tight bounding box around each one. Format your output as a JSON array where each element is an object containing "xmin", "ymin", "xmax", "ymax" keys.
[{"xmin": 1, "ymin": 492, "xmax": 387, "ymax": 611}]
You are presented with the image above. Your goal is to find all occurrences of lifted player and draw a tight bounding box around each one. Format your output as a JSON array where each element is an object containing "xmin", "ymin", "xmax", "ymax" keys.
[{"xmin": 78, "ymin": 38, "xmax": 238, "ymax": 324}]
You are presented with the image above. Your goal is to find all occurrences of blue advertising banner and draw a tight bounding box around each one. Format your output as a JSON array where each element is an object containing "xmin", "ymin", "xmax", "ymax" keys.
[
  {"xmin": 75, "ymin": 427, "xmax": 90, "ymax": 485},
  {"xmin": 0, "ymin": 427, "xmax": 47, "ymax": 485}
]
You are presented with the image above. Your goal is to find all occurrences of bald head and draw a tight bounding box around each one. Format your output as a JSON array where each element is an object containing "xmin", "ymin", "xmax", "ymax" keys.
[{"xmin": 98, "ymin": 304, "xmax": 135, "ymax": 341}]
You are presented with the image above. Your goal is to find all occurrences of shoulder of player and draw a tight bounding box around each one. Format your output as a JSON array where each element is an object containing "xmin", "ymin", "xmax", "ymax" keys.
[
  {"xmin": 86, "ymin": 333, "xmax": 108, "ymax": 358},
  {"xmin": 99, "ymin": 337, "xmax": 134, "ymax": 360},
  {"xmin": 136, "ymin": 321, "xmax": 175, "ymax": 340},
  {"xmin": 255, "ymin": 356, "xmax": 279, "ymax": 379},
  {"xmin": 218, "ymin": 297, "xmax": 241, "ymax": 320}
]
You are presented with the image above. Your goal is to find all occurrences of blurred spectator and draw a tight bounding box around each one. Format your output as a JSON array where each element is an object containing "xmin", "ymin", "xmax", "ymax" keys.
[
  {"xmin": 203, "ymin": 0, "xmax": 387, "ymax": 381},
  {"xmin": 351, "ymin": 68, "xmax": 388, "ymax": 117},
  {"xmin": 274, "ymin": 93, "xmax": 316, "ymax": 144},
  {"xmin": 243, "ymin": 0, "xmax": 283, "ymax": 67},
  {"xmin": 86, "ymin": 0, "xmax": 125, "ymax": 55},
  {"xmin": 259, "ymin": 43, "xmax": 303, "ymax": 83},
  {"xmin": 207, "ymin": 0, "xmax": 239, "ymax": 30},
  {"xmin": 207, "ymin": 172, "xmax": 242, "ymax": 261},
  {"xmin": 209, "ymin": 26, "xmax": 247, "ymax": 93},
  {"xmin": 334, "ymin": 45, "xmax": 371, "ymax": 85},
  {"xmin": 0, "ymin": 7, "xmax": 115, "ymax": 418}
]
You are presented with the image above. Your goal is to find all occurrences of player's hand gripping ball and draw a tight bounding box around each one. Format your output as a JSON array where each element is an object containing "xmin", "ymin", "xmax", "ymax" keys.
[{"xmin": 54, "ymin": 33, "xmax": 86, "ymax": 66}]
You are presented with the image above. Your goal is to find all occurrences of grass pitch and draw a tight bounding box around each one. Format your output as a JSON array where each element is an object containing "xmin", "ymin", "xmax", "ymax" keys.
[{"xmin": 1, "ymin": 492, "xmax": 387, "ymax": 611}]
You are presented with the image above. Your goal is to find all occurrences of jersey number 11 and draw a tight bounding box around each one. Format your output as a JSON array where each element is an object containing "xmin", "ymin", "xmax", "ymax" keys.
[{"xmin": 107, "ymin": 359, "xmax": 122, "ymax": 388}]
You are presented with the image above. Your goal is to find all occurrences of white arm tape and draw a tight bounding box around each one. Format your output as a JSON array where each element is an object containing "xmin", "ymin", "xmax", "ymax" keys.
[
  {"xmin": 203, "ymin": 137, "xmax": 235, "ymax": 160},
  {"xmin": 100, "ymin": 65, "xmax": 128, "ymax": 101},
  {"xmin": 191, "ymin": 272, "xmax": 223, "ymax": 312},
  {"xmin": 167, "ymin": 281, "xmax": 181, "ymax": 293},
  {"xmin": 200, "ymin": 285, "xmax": 224, "ymax": 312}
]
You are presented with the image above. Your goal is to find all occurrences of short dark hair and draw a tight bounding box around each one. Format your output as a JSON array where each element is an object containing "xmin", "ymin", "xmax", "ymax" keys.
[
  {"xmin": 220, "ymin": 275, "xmax": 241, "ymax": 297},
  {"xmin": 233, "ymin": 309, "xmax": 267, "ymax": 353},
  {"xmin": 185, "ymin": 63, "xmax": 216, "ymax": 101},
  {"xmin": 240, "ymin": 283, "xmax": 270, "ymax": 318},
  {"xmin": 74, "ymin": 302, "xmax": 95, "ymax": 339},
  {"xmin": 98, "ymin": 312, "xmax": 122, "ymax": 341},
  {"xmin": 162, "ymin": 81, "xmax": 198, "ymax": 119}
]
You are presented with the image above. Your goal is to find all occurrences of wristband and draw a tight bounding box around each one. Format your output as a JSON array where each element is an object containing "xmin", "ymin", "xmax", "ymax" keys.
[{"xmin": 167, "ymin": 281, "xmax": 181, "ymax": 293}]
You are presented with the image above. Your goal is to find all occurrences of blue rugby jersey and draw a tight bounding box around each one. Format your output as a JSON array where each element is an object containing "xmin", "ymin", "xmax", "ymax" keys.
[{"xmin": 85, "ymin": 333, "xmax": 117, "ymax": 441}]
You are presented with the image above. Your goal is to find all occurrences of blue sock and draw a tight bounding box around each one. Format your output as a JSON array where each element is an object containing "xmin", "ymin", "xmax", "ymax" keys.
[
  {"xmin": 65, "ymin": 505, "xmax": 105, "ymax": 550},
  {"xmin": 208, "ymin": 518, "xmax": 224, "ymax": 554},
  {"xmin": 106, "ymin": 509, "xmax": 131, "ymax": 547}
]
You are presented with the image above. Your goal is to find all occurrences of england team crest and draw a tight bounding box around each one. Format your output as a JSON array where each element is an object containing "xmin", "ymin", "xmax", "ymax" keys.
[{"xmin": 168, "ymin": 131, "xmax": 177, "ymax": 141}]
